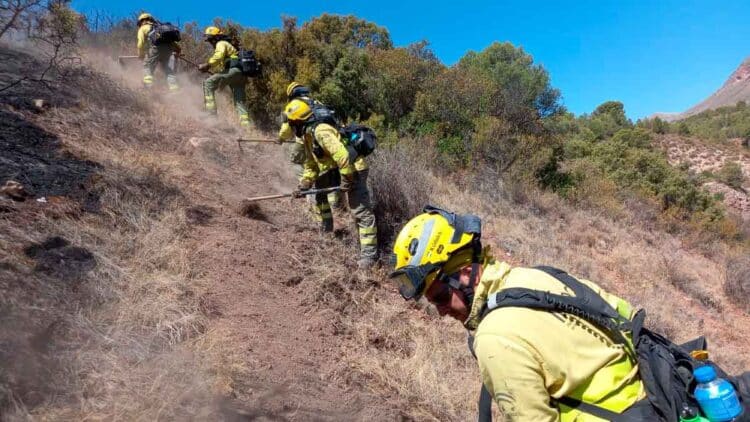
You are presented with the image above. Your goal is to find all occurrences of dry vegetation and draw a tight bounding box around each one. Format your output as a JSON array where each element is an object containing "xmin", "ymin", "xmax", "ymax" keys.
[
  {"xmin": 324, "ymin": 133, "xmax": 750, "ymax": 420},
  {"xmin": 0, "ymin": 47, "xmax": 242, "ymax": 420}
]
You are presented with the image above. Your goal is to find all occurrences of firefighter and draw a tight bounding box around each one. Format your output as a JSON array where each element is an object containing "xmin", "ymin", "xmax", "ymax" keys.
[
  {"xmin": 283, "ymin": 99, "xmax": 377, "ymax": 268},
  {"xmin": 136, "ymin": 13, "xmax": 179, "ymax": 92},
  {"xmin": 198, "ymin": 26, "xmax": 250, "ymax": 128}
]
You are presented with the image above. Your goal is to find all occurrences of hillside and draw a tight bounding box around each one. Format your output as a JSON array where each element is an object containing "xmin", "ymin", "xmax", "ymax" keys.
[
  {"xmin": 2, "ymin": 43, "xmax": 750, "ymax": 421},
  {"xmin": 3, "ymin": 7, "xmax": 750, "ymax": 421},
  {"xmin": 654, "ymin": 134, "xmax": 750, "ymax": 220},
  {"xmin": 0, "ymin": 45, "xmax": 405, "ymax": 420}
]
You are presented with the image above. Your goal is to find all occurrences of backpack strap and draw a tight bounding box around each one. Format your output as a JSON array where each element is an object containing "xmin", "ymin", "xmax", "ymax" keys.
[
  {"xmin": 557, "ymin": 396, "xmax": 633, "ymax": 421},
  {"xmin": 480, "ymin": 266, "xmax": 640, "ymax": 420},
  {"xmin": 484, "ymin": 266, "xmax": 634, "ymax": 348}
]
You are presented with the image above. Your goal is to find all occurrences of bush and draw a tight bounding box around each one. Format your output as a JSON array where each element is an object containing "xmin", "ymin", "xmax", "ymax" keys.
[
  {"xmin": 724, "ymin": 253, "xmax": 750, "ymax": 312},
  {"xmin": 368, "ymin": 139, "xmax": 436, "ymax": 245},
  {"xmin": 716, "ymin": 161, "xmax": 746, "ymax": 189}
]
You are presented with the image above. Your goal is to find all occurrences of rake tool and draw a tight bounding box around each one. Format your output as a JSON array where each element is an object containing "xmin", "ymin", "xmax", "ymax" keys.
[
  {"xmin": 242, "ymin": 187, "xmax": 340, "ymax": 203},
  {"xmin": 236, "ymin": 138, "xmax": 292, "ymax": 152}
]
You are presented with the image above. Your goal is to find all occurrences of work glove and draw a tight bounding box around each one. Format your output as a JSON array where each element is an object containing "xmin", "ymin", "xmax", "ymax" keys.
[
  {"xmin": 293, "ymin": 179, "xmax": 314, "ymax": 198},
  {"xmin": 339, "ymin": 174, "xmax": 355, "ymax": 193},
  {"xmin": 197, "ymin": 63, "xmax": 209, "ymax": 73}
]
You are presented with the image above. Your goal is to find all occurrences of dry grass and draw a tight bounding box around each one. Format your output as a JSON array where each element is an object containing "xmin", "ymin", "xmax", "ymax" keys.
[
  {"xmin": 725, "ymin": 252, "xmax": 750, "ymax": 312},
  {"xmin": 4, "ymin": 44, "xmax": 750, "ymax": 422},
  {"xmin": 317, "ymin": 130, "xmax": 750, "ymax": 420},
  {"xmin": 295, "ymin": 235, "xmax": 483, "ymax": 421},
  {"xmin": 0, "ymin": 48, "xmax": 241, "ymax": 420}
]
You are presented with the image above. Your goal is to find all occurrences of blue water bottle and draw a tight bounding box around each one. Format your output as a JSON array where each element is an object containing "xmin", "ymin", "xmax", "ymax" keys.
[{"xmin": 694, "ymin": 365, "xmax": 743, "ymax": 421}]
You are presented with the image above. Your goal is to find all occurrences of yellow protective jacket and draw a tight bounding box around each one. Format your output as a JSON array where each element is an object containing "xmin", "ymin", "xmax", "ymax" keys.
[
  {"xmin": 300, "ymin": 122, "xmax": 367, "ymax": 182},
  {"xmin": 136, "ymin": 24, "xmax": 152, "ymax": 58},
  {"xmin": 467, "ymin": 259, "xmax": 645, "ymax": 421},
  {"xmin": 278, "ymin": 121, "xmax": 295, "ymax": 143},
  {"xmin": 208, "ymin": 40, "xmax": 238, "ymax": 74}
]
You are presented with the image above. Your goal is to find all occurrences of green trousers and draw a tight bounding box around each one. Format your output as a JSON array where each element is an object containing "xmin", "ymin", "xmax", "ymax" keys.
[
  {"xmin": 313, "ymin": 169, "xmax": 377, "ymax": 260},
  {"xmin": 143, "ymin": 45, "xmax": 178, "ymax": 91},
  {"xmin": 203, "ymin": 66, "xmax": 250, "ymax": 127}
]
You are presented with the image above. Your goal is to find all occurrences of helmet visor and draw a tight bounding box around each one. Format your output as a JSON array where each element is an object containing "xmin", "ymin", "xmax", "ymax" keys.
[{"xmin": 390, "ymin": 263, "xmax": 440, "ymax": 300}]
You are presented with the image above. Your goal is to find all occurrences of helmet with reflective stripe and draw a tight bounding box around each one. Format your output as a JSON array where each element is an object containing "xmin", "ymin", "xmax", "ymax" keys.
[
  {"xmin": 286, "ymin": 82, "xmax": 302, "ymax": 98},
  {"xmin": 204, "ymin": 26, "xmax": 222, "ymax": 37},
  {"xmin": 283, "ymin": 99, "xmax": 313, "ymax": 122},
  {"xmin": 137, "ymin": 13, "xmax": 154, "ymax": 25},
  {"xmin": 390, "ymin": 206, "xmax": 481, "ymax": 300},
  {"xmin": 286, "ymin": 82, "xmax": 312, "ymax": 99}
]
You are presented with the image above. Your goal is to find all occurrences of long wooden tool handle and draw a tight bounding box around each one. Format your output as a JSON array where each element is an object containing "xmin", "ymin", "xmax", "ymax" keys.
[
  {"xmin": 237, "ymin": 138, "xmax": 284, "ymax": 144},
  {"xmin": 243, "ymin": 187, "xmax": 340, "ymax": 203},
  {"xmin": 243, "ymin": 193, "xmax": 291, "ymax": 202}
]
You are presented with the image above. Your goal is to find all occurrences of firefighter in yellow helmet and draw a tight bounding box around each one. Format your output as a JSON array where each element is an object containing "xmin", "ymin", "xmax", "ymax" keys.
[
  {"xmin": 283, "ymin": 98, "xmax": 377, "ymax": 268},
  {"xmin": 278, "ymin": 82, "xmax": 341, "ymax": 209},
  {"xmin": 390, "ymin": 206, "xmax": 650, "ymax": 421},
  {"xmin": 197, "ymin": 26, "xmax": 250, "ymax": 128},
  {"xmin": 136, "ymin": 12, "xmax": 180, "ymax": 92}
]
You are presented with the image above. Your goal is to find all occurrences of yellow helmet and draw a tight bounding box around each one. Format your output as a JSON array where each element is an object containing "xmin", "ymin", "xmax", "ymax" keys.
[
  {"xmin": 137, "ymin": 13, "xmax": 153, "ymax": 25},
  {"xmin": 204, "ymin": 26, "xmax": 222, "ymax": 37},
  {"xmin": 286, "ymin": 82, "xmax": 302, "ymax": 97},
  {"xmin": 390, "ymin": 206, "xmax": 481, "ymax": 300},
  {"xmin": 283, "ymin": 99, "xmax": 313, "ymax": 122}
]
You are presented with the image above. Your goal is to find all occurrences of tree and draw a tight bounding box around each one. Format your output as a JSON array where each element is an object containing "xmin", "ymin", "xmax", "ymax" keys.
[
  {"xmin": 318, "ymin": 49, "xmax": 370, "ymax": 120},
  {"xmin": 458, "ymin": 42, "xmax": 561, "ymax": 130},
  {"xmin": 297, "ymin": 14, "xmax": 391, "ymax": 79},
  {"xmin": 0, "ymin": 0, "xmax": 44, "ymax": 39},
  {"xmin": 592, "ymin": 101, "xmax": 629, "ymax": 126},
  {"xmin": 1, "ymin": 0, "xmax": 81, "ymax": 93},
  {"xmin": 365, "ymin": 45, "xmax": 441, "ymax": 124}
]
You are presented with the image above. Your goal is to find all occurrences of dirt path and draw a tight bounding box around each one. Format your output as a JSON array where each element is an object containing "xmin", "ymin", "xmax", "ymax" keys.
[
  {"xmin": 179, "ymin": 144, "xmax": 398, "ymax": 420},
  {"xmin": 100, "ymin": 65, "xmax": 403, "ymax": 419}
]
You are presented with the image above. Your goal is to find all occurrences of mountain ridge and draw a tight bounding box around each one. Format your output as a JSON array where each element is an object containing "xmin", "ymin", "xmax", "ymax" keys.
[{"xmin": 655, "ymin": 56, "xmax": 750, "ymax": 121}]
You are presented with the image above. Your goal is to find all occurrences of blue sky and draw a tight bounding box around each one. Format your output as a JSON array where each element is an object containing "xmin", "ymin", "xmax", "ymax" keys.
[{"xmin": 72, "ymin": 0, "xmax": 750, "ymax": 119}]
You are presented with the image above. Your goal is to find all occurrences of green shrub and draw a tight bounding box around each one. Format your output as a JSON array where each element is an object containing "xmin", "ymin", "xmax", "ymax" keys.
[{"xmin": 717, "ymin": 161, "xmax": 746, "ymax": 189}]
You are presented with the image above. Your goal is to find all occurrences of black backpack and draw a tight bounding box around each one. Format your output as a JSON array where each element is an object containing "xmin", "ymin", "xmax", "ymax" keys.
[
  {"xmin": 301, "ymin": 100, "xmax": 340, "ymax": 159},
  {"xmin": 238, "ymin": 50, "xmax": 262, "ymax": 77},
  {"xmin": 148, "ymin": 22, "xmax": 181, "ymax": 45},
  {"xmin": 478, "ymin": 266, "xmax": 730, "ymax": 422},
  {"xmin": 339, "ymin": 123, "xmax": 377, "ymax": 157}
]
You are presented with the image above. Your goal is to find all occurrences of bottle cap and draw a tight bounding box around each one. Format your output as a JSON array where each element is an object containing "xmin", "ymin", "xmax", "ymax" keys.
[{"xmin": 694, "ymin": 365, "xmax": 716, "ymax": 383}]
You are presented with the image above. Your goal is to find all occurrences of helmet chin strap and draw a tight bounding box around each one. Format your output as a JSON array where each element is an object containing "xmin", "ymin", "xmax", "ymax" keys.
[
  {"xmin": 462, "ymin": 263, "xmax": 478, "ymax": 305},
  {"xmin": 461, "ymin": 238, "xmax": 483, "ymax": 311}
]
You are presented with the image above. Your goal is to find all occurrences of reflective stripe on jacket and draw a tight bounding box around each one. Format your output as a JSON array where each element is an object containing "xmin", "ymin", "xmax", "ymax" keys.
[
  {"xmin": 301, "ymin": 123, "xmax": 367, "ymax": 182},
  {"xmin": 468, "ymin": 259, "xmax": 645, "ymax": 421},
  {"xmin": 208, "ymin": 40, "xmax": 238, "ymax": 74}
]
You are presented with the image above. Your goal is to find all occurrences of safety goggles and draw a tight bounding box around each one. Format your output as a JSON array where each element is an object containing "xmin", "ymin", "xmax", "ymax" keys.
[
  {"xmin": 424, "ymin": 273, "xmax": 462, "ymax": 306},
  {"xmin": 390, "ymin": 263, "xmax": 441, "ymax": 300}
]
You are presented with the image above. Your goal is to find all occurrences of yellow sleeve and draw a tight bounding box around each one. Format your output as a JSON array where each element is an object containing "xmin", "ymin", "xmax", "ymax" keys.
[
  {"xmin": 278, "ymin": 122, "xmax": 294, "ymax": 142},
  {"xmin": 136, "ymin": 25, "xmax": 150, "ymax": 58},
  {"xmin": 475, "ymin": 334, "xmax": 559, "ymax": 422},
  {"xmin": 207, "ymin": 41, "xmax": 228, "ymax": 72},
  {"xmin": 314, "ymin": 124, "xmax": 354, "ymax": 176}
]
